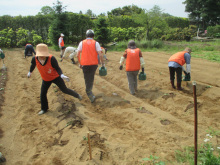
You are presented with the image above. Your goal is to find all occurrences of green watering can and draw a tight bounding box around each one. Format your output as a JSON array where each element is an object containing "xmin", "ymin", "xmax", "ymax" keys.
[
  {"xmin": 182, "ymin": 73, "xmax": 191, "ymax": 81},
  {"xmin": 139, "ymin": 72, "xmax": 146, "ymax": 80},
  {"xmin": 0, "ymin": 52, "xmax": 5, "ymax": 59},
  {"xmin": 99, "ymin": 66, "xmax": 107, "ymax": 76}
]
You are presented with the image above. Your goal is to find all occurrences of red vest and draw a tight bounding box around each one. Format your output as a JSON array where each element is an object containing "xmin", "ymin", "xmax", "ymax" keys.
[
  {"xmin": 126, "ymin": 48, "xmax": 141, "ymax": 71},
  {"xmin": 36, "ymin": 55, "xmax": 59, "ymax": 81},
  {"xmin": 168, "ymin": 51, "xmax": 187, "ymax": 66},
  {"xmin": 80, "ymin": 39, "xmax": 98, "ymax": 66}
]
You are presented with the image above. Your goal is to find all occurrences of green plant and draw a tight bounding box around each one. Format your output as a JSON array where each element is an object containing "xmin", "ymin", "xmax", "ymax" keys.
[
  {"xmin": 175, "ymin": 129, "xmax": 220, "ymax": 165},
  {"xmin": 142, "ymin": 155, "xmax": 165, "ymax": 165}
]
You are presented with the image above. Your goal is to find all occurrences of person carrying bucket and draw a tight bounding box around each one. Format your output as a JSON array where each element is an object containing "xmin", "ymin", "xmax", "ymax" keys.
[
  {"xmin": 119, "ymin": 40, "xmax": 145, "ymax": 95},
  {"xmin": 168, "ymin": 47, "xmax": 191, "ymax": 90},
  {"xmin": 76, "ymin": 29, "xmax": 104, "ymax": 103},
  {"xmin": 27, "ymin": 43, "xmax": 82, "ymax": 115}
]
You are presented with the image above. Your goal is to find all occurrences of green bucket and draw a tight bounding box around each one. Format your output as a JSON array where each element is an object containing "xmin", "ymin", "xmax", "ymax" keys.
[
  {"xmin": 0, "ymin": 53, "xmax": 5, "ymax": 59},
  {"xmin": 99, "ymin": 66, "xmax": 107, "ymax": 76},
  {"xmin": 139, "ymin": 72, "xmax": 146, "ymax": 80}
]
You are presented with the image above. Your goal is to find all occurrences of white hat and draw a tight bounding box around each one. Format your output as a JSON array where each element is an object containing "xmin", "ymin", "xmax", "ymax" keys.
[
  {"xmin": 36, "ymin": 44, "xmax": 50, "ymax": 57},
  {"xmin": 61, "ymin": 33, "xmax": 64, "ymax": 37}
]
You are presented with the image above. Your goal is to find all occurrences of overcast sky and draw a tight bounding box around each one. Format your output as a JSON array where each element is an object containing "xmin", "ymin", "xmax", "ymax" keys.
[{"xmin": 1, "ymin": 0, "xmax": 189, "ymax": 18}]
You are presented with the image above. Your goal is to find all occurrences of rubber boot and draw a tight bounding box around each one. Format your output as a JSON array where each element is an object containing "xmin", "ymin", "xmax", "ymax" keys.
[
  {"xmin": 177, "ymin": 82, "xmax": 184, "ymax": 90},
  {"xmin": 71, "ymin": 58, "xmax": 76, "ymax": 64},
  {"xmin": 170, "ymin": 80, "xmax": 176, "ymax": 89}
]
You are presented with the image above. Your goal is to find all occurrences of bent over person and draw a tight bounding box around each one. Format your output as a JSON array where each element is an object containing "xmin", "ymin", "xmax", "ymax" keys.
[
  {"xmin": 24, "ymin": 44, "xmax": 36, "ymax": 58},
  {"xmin": 168, "ymin": 47, "xmax": 191, "ymax": 90},
  {"xmin": 27, "ymin": 43, "xmax": 82, "ymax": 115},
  {"xmin": 60, "ymin": 46, "xmax": 77, "ymax": 64},
  {"xmin": 119, "ymin": 40, "xmax": 145, "ymax": 95}
]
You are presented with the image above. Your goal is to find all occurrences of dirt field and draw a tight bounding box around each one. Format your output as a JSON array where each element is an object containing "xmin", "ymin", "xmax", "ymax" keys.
[{"xmin": 0, "ymin": 48, "xmax": 219, "ymax": 165}]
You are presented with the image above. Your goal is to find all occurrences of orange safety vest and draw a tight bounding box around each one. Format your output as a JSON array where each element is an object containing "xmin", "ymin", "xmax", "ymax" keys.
[
  {"xmin": 168, "ymin": 51, "xmax": 187, "ymax": 66},
  {"xmin": 126, "ymin": 48, "xmax": 141, "ymax": 71},
  {"xmin": 36, "ymin": 55, "xmax": 59, "ymax": 81},
  {"xmin": 80, "ymin": 39, "xmax": 98, "ymax": 66},
  {"xmin": 58, "ymin": 37, "xmax": 64, "ymax": 47}
]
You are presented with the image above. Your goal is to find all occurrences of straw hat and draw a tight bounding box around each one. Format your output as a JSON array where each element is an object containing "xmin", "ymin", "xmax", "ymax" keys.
[{"xmin": 36, "ymin": 44, "xmax": 50, "ymax": 57}]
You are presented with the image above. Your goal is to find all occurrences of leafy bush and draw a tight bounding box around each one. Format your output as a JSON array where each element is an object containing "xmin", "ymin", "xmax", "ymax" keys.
[{"xmin": 207, "ymin": 25, "xmax": 220, "ymax": 38}]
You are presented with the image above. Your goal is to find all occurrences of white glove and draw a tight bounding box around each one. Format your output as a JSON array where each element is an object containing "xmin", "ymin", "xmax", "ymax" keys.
[
  {"xmin": 61, "ymin": 74, "xmax": 70, "ymax": 82},
  {"xmin": 102, "ymin": 63, "xmax": 105, "ymax": 67},
  {"xmin": 27, "ymin": 72, "xmax": 31, "ymax": 78}
]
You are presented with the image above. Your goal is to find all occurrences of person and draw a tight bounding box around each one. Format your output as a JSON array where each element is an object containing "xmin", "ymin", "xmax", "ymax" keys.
[
  {"xmin": 97, "ymin": 47, "xmax": 108, "ymax": 64},
  {"xmin": 58, "ymin": 33, "xmax": 65, "ymax": 58},
  {"xmin": 60, "ymin": 46, "xmax": 77, "ymax": 64},
  {"xmin": 76, "ymin": 29, "xmax": 104, "ymax": 103},
  {"xmin": 27, "ymin": 43, "xmax": 82, "ymax": 115},
  {"xmin": 119, "ymin": 40, "xmax": 145, "ymax": 95},
  {"xmin": 168, "ymin": 47, "xmax": 192, "ymax": 90},
  {"xmin": 24, "ymin": 44, "xmax": 36, "ymax": 58}
]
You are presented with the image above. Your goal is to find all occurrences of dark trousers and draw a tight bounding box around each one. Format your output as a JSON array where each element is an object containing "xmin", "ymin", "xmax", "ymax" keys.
[
  {"xmin": 82, "ymin": 65, "xmax": 98, "ymax": 96},
  {"xmin": 41, "ymin": 76, "xmax": 79, "ymax": 111},
  {"xmin": 169, "ymin": 67, "xmax": 182, "ymax": 83}
]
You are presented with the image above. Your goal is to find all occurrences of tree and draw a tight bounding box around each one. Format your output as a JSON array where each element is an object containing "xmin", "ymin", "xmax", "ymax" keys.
[
  {"xmin": 38, "ymin": 6, "xmax": 54, "ymax": 15},
  {"xmin": 183, "ymin": 0, "xmax": 220, "ymax": 28},
  {"xmin": 94, "ymin": 17, "xmax": 111, "ymax": 46},
  {"xmin": 48, "ymin": 0, "xmax": 68, "ymax": 46},
  {"xmin": 107, "ymin": 5, "xmax": 144, "ymax": 16}
]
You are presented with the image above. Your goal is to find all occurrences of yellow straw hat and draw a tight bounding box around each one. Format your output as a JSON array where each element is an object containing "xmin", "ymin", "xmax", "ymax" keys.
[{"xmin": 36, "ymin": 43, "xmax": 50, "ymax": 57}]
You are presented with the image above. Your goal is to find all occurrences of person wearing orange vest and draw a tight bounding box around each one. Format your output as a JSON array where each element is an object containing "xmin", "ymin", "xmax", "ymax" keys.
[
  {"xmin": 58, "ymin": 33, "xmax": 65, "ymax": 58},
  {"xmin": 24, "ymin": 43, "xmax": 36, "ymax": 58},
  {"xmin": 76, "ymin": 29, "xmax": 104, "ymax": 103},
  {"xmin": 119, "ymin": 40, "xmax": 145, "ymax": 95},
  {"xmin": 168, "ymin": 47, "xmax": 192, "ymax": 90},
  {"xmin": 27, "ymin": 43, "xmax": 82, "ymax": 115}
]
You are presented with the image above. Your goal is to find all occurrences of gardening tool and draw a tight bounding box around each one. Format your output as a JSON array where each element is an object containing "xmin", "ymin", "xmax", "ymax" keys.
[
  {"xmin": 183, "ymin": 71, "xmax": 191, "ymax": 81},
  {"xmin": 0, "ymin": 52, "xmax": 6, "ymax": 70},
  {"xmin": 99, "ymin": 66, "xmax": 107, "ymax": 76},
  {"xmin": 139, "ymin": 71, "xmax": 146, "ymax": 80}
]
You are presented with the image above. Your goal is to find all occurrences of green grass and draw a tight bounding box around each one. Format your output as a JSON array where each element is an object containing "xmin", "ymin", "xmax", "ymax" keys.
[{"xmin": 108, "ymin": 39, "xmax": 220, "ymax": 62}]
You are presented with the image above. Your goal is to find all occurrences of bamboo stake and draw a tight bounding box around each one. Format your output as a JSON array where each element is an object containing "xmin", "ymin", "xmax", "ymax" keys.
[
  {"xmin": 192, "ymin": 81, "xmax": 197, "ymax": 165},
  {"xmin": 87, "ymin": 132, "xmax": 92, "ymax": 160}
]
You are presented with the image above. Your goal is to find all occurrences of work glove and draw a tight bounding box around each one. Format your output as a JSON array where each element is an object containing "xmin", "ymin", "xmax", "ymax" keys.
[
  {"xmin": 142, "ymin": 68, "xmax": 144, "ymax": 73},
  {"xmin": 27, "ymin": 72, "xmax": 31, "ymax": 78},
  {"xmin": 61, "ymin": 74, "xmax": 70, "ymax": 82},
  {"xmin": 79, "ymin": 64, "xmax": 82, "ymax": 69},
  {"xmin": 102, "ymin": 63, "xmax": 105, "ymax": 67},
  {"xmin": 119, "ymin": 65, "xmax": 123, "ymax": 70}
]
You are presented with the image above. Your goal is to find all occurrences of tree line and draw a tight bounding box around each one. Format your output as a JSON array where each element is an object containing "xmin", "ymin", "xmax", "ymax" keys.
[{"xmin": 0, "ymin": 0, "xmax": 219, "ymax": 48}]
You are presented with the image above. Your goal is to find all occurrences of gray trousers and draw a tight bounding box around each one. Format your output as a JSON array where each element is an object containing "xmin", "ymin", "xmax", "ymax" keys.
[{"xmin": 126, "ymin": 71, "xmax": 139, "ymax": 95}]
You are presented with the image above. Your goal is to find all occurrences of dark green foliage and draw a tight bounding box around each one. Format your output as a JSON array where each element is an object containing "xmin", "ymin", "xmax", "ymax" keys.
[
  {"xmin": 94, "ymin": 17, "xmax": 111, "ymax": 46},
  {"xmin": 165, "ymin": 16, "xmax": 189, "ymax": 28},
  {"xmin": 183, "ymin": 0, "xmax": 220, "ymax": 28}
]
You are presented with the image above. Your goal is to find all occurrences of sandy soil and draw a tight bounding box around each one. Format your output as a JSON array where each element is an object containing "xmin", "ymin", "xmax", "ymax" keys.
[{"xmin": 0, "ymin": 48, "xmax": 219, "ymax": 165}]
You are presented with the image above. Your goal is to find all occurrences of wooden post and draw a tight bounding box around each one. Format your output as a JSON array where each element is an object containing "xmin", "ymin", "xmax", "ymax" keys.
[
  {"xmin": 87, "ymin": 132, "xmax": 92, "ymax": 160},
  {"xmin": 193, "ymin": 81, "xmax": 197, "ymax": 165}
]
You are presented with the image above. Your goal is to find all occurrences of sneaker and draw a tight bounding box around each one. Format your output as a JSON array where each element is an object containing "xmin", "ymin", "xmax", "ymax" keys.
[
  {"xmin": 38, "ymin": 110, "xmax": 47, "ymax": 115},
  {"xmin": 88, "ymin": 95, "xmax": 96, "ymax": 103},
  {"xmin": 78, "ymin": 94, "xmax": 82, "ymax": 101}
]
